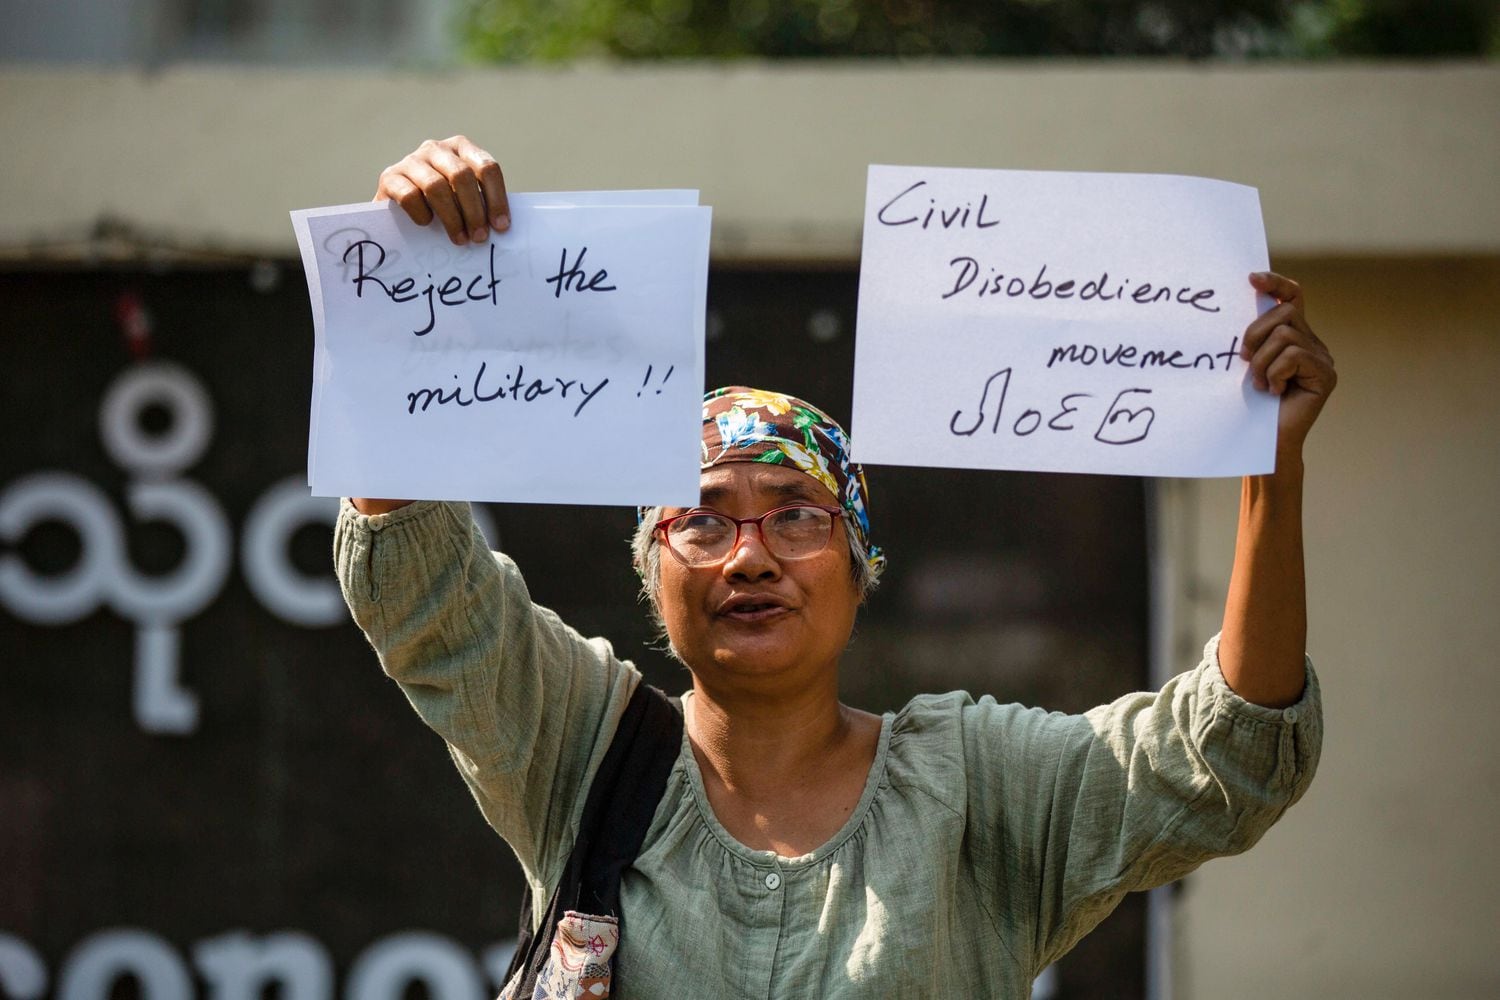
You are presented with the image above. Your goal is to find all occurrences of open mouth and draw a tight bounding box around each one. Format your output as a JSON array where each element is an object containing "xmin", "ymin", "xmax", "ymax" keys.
[{"xmin": 718, "ymin": 596, "xmax": 791, "ymax": 622}]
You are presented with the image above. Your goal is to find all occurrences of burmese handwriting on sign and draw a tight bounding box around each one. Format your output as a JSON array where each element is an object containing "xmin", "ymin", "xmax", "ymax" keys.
[
  {"xmin": 948, "ymin": 369, "xmax": 1158, "ymax": 446},
  {"xmin": 851, "ymin": 165, "xmax": 1279, "ymax": 479},
  {"xmin": 290, "ymin": 194, "xmax": 712, "ymax": 506}
]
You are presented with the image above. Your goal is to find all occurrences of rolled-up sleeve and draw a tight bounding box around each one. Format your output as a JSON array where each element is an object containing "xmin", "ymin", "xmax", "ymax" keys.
[
  {"xmin": 963, "ymin": 634, "xmax": 1322, "ymax": 971},
  {"xmin": 334, "ymin": 499, "xmax": 638, "ymax": 893}
]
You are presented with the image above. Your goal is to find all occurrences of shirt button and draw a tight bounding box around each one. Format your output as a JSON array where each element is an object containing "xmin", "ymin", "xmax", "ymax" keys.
[
  {"xmin": 1284, "ymin": 707, "xmax": 1299, "ymax": 723},
  {"xmin": 764, "ymin": 872, "xmax": 782, "ymax": 890}
]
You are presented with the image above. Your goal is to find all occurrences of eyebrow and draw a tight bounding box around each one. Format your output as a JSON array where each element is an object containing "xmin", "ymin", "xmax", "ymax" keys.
[{"xmin": 698, "ymin": 479, "xmax": 826, "ymax": 506}]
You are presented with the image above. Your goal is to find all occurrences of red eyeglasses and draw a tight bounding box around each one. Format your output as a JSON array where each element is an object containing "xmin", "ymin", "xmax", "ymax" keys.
[{"xmin": 655, "ymin": 504, "xmax": 843, "ymax": 567}]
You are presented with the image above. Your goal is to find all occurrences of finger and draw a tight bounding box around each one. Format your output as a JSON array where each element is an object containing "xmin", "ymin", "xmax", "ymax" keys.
[
  {"xmin": 1241, "ymin": 301, "xmax": 1309, "ymax": 360},
  {"xmin": 403, "ymin": 157, "xmax": 469, "ymax": 245},
  {"xmin": 375, "ymin": 169, "xmax": 435, "ymax": 226},
  {"xmin": 1249, "ymin": 270, "xmax": 1304, "ymax": 307},
  {"xmin": 1265, "ymin": 345, "xmax": 1334, "ymax": 398},
  {"xmin": 1248, "ymin": 323, "xmax": 1305, "ymax": 391},
  {"xmin": 448, "ymin": 135, "xmax": 510, "ymax": 231},
  {"xmin": 426, "ymin": 143, "xmax": 491, "ymax": 243},
  {"xmin": 1264, "ymin": 344, "xmax": 1304, "ymax": 396}
]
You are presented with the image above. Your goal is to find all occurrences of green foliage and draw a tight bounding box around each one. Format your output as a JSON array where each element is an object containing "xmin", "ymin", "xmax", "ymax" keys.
[
  {"xmin": 1288, "ymin": 0, "xmax": 1499, "ymax": 57},
  {"xmin": 458, "ymin": 0, "xmax": 1499, "ymax": 62}
]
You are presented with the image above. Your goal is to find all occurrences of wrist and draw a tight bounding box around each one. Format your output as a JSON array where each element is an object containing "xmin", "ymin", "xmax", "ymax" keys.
[
  {"xmin": 351, "ymin": 497, "xmax": 414, "ymax": 515},
  {"xmin": 1269, "ymin": 436, "xmax": 1307, "ymax": 482}
]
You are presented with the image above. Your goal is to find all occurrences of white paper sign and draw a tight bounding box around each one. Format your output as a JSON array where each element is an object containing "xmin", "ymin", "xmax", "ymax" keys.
[
  {"xmin": 291, "ymin": 195, "xmax": 711, "ymax": 505},
  {"xmin": 851, "ymin": 165, "xmax": 1277, "ymax": 478}
]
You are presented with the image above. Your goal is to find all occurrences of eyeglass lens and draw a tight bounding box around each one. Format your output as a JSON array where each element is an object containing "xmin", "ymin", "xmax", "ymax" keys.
[{"xmin": 666, "ymin": 506, "xmax": 835, "ymax": 565}]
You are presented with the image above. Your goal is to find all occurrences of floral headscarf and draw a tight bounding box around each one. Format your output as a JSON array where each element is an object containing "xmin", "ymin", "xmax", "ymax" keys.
[{"xmin": 643, "ymin": 386, "xmax": 884, "ymax": 574}]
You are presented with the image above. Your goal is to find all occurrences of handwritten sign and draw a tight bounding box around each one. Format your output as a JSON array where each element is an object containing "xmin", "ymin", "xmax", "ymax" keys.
[
  {"xmin": 291, "ymin": 195, "xmax": 711, "ymax": 506},
  {"xmin": 851, "ymin": 165, "xmax": 1277, "ymax": 478}
]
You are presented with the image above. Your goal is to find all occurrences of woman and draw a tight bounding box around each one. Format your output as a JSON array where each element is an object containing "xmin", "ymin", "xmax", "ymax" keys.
[{"xmin": 338, "ymin": 137, "xmax": 1335, "ymax": 996}]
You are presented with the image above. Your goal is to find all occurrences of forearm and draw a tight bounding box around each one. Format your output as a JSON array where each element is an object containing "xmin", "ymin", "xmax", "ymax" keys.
[
  {"xmin": 1218, "ymin": 457, "xmax": 1307, "ymax": 708},
  {"xmin": 1024, "ymin": 632, "xmax": 1322, "ymax": 965},
  {"xmin": 335, "ymin": 499, "xmax": 504, "ymax": 703},
  {"xmin": 334, "ymin": 499, "xmax": 612, "ymax": 767},
  {"xmin": 333, "ymin": 498, "xmax": 638, "ymax": 877}
]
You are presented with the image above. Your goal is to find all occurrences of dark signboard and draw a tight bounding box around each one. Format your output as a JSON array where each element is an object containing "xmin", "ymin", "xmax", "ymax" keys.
[{"xmin": 1, "ymin": 264, "xmax": 1147, "ymax": 999}]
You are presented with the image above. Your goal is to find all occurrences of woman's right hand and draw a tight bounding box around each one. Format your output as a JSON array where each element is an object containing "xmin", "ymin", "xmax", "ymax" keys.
[
  {"xmin": 374, "ymin": 135, "xmax": 511, "ymax": 246},
  {"xmin": 353, "ymin": 137, "xmax": 509, "ymax": 514}
]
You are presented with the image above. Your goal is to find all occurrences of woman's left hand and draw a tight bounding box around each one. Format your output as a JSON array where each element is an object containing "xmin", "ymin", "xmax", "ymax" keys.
[{"xmin": 1242, "ymin": 271, "xmax": 1337, "ymax": 460}]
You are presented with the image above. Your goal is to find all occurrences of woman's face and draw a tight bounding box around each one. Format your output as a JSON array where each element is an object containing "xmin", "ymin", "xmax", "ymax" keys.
[{"xmin": 656, "ymin": 462, "xmax": 860, "ymax": 689}]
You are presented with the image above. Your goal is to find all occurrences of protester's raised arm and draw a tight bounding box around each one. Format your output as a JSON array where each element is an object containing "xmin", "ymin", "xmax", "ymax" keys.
[
  {"xmin": 1218, "ymin": 271, "xmax": 1337, "ymax": 708},
  {"xmin": 333, "ymin": 499, "xmax": 638, "ymax": 889}
]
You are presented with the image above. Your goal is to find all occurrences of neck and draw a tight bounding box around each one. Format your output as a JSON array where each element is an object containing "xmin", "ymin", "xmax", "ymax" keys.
[{"xmin": 685, "ymin": 674, "xmax": 852, "ymax": 800}]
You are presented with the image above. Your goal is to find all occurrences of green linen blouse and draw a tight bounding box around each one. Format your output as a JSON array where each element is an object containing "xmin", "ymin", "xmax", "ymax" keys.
[{"xmin": 335, "ymin": 499, "xmax": 1321, "ymax": 999}]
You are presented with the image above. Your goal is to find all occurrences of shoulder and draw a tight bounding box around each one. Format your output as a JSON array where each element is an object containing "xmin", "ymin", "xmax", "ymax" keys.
[
  {"xmin": 884, "ymin": 692, "xmax": 1104, "ymax": 826},
  {"xmin": 891, "ymin": 691, "xmax": 1089, "ymax": 752},
  {"xmin": 884, "ymin": 692, "xmax": 1084, "ymax": 791}
]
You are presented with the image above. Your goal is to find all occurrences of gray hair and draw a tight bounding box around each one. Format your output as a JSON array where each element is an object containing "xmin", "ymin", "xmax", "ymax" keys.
[{"xmin": 631, "ymin": 506, "xmax": 883, "ymax": 633}]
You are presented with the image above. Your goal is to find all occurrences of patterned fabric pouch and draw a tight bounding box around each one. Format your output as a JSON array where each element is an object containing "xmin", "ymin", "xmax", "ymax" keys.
[{"xmin": 520, "ymin": 911, "xmax": 618, "ymax": 1000}]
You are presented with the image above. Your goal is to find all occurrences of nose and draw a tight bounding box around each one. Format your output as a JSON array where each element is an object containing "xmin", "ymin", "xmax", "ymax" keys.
[{"xmin": 721, "ymin": 522, "xmax": 781, "ymax": 581}]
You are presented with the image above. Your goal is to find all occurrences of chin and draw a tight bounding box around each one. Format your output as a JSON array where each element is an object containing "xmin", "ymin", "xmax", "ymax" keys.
[
  {"xmin": 709, "ymin": 647, "xmax": 796, "ymax": 675},
  {"xmin": 672, "ymin": 635, "xmax": 800, "ymax": 680}
]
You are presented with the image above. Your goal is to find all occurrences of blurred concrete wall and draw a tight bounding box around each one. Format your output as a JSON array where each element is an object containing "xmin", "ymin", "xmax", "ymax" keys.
[
  {"xmin": 2, "ymin": 63, "xmax": 1496, "ymax": 260},
  {"xmin": 3, "ymin": 61, "xmax": 1497, "ymax": 997},
  {"xmin": 1160, "ymin": 255, "xmax": 1500, "ymax": 998}
]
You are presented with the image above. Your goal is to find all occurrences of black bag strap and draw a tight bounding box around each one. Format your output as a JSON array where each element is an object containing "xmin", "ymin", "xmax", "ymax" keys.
[{"xmin": 503, "ymin": 681, "xmax": 684, "ymax": 998}]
